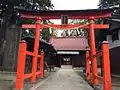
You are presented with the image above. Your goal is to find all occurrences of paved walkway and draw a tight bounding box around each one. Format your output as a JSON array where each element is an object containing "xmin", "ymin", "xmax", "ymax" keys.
[{"xmin": 35, "ymin": 67, "xmax": 93, "ymax": 90}]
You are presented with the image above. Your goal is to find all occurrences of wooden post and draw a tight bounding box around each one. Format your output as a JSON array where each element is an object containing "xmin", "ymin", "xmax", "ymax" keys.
[
  {"xmin": 16, "ymin": 41, "xmax": 27, "ymax": 90},
  {"xmin": 40, "ymin": 51, "xmax": 44, "ymax": 78},
  {"xmin": 89, "ymin": 17, "xmax": 98, "ymax": 85},
  {"xmin": 102, "ymin": 41, "xmax": 111, "ymax": 90},
  {"xmin": 31, "ymin": 18, "xmax": 42, "ymax": 82},
  {"xmin": 86, "ymin": 51, "xmax": 90, "ymax": 80}
]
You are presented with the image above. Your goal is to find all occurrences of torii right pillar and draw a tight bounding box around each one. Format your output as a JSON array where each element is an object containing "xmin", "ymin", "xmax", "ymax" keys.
[{"xmin": 89, "ymin": 17, "xmax": 98, "ymax": 85}]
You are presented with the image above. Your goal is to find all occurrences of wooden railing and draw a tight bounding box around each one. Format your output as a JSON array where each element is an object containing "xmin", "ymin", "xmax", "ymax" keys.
[
  {"xmin": 85, "ymin": 41, "xmax": 111, "ymax": 90},
  {"xmin": 16, "ymin": 41, "xmax": 44, "ymax": 90}
]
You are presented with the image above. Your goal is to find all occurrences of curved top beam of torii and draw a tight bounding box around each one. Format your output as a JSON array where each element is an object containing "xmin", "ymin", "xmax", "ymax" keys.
[{"xmin": 17, "ymin": 8, "xmax": 114, "ymax": 19}]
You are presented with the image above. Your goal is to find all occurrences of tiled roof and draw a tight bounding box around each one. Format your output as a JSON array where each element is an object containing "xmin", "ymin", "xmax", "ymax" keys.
[{"xmin": 49, "ymin": 37, "xmax": 89, "ymax": 51}]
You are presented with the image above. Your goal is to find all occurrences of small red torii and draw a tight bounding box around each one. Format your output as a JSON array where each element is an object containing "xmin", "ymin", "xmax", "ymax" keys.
[{"xmin": 16, "ymin": 8, "xmax": 113, "ymax": 90}]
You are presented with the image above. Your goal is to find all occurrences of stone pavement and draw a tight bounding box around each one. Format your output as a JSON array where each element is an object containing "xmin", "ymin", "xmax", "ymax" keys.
[{"xmin": 35, "ymin": 66, "xmax": 93, "ymax": 90}]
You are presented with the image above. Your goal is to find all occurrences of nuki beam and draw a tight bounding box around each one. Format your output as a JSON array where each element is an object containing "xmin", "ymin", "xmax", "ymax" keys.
[{"xmin": 22, "ymin": 24, "xmax": 109, "ymax": 29}]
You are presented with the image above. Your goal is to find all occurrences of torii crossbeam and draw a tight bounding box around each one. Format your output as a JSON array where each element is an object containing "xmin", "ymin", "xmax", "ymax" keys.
[{"xmin": 18, "ymin": 8, "xmax": 112, "ymax": 19}]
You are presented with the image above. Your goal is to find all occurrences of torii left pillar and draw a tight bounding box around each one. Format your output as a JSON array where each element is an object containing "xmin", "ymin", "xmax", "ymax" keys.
[
  {"xmin": 89, "ymin": 17, "xmax": 98, "ymax": 85},
  {"xmin": 31, "ymin": 18, "xmax": 42, "ymax": 82}
]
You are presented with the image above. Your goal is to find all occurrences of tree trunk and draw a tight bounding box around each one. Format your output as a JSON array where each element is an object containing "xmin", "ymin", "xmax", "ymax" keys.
[{"xmin": 0, "ymin": 7, "xmax": 22, "ymax": 71}]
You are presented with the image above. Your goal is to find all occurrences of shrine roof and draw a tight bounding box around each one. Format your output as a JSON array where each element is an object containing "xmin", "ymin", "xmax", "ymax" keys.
[{"xmin": 49, "ymin": 37, "xmax": 89, "ymax": 51}]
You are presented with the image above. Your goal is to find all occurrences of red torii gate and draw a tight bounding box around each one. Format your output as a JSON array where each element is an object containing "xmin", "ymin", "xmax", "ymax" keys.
[{"xmin": 16, "ymin": 9, "xmax": 113, "ymax": 90}]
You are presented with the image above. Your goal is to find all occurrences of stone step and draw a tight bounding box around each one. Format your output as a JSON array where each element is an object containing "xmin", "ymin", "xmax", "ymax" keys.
[{"xmin": 61, "ymin": 65, "xmax": 72, "ymax": 69}]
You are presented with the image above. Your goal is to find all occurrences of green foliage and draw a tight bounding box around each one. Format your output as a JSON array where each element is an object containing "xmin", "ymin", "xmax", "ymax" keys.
[
  {"xmin": 40, "ymin": 20, "xmax": 53, "ymax": 42},
  {"xmin": 1, "ymin": 0, "xmax": 54, "ymax": 42},
  {"xmin": 33, "ymin": 0, "xmax": 54, "ymax": 10},
  {"xmin": 99, "ymin": 0, "xmax": 119, "ymax": 8},
  {"xmin": 1, "ymin": 0, "xmax": 53, "ymax": 10},
  {"xmin": 41, "ymin": 28, "xmax": 52, "ymax": 42},
  {"xmin": 69, "ymin": 19, "xmax": 89, "ymax": 37},
  {"xmin": 70, "ymin": 19, "xmax": 88, "ymax": 24},
  {"xmin": 98, "ymin": 0, "xmax": 119, "ymax": 49}
]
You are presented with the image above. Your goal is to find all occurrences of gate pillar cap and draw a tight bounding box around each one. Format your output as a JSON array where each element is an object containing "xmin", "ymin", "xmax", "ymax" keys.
[
  {"xmin": 20, "ymin": 40, "xmax": 26, "ymax": 43},
  {"xmin": 102, "ymin": 41, "xmax": 109, "ymax": 44},
  {"xmin": 89, "ymin": 17, "xmax": 95, "ymax": 20}
]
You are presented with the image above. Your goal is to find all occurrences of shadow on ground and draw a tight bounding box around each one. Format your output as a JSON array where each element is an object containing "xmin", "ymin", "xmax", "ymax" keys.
[
  {"xmin": 0, "ymin": 68, "xmax": 58, "ymax": 90},
  {"xmin": 73, "ymin": 67, "xmax": 120, "ymax": 90}
]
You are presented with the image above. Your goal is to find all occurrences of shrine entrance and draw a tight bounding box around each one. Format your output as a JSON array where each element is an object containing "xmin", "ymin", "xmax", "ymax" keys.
[
  {"xmin": 16, "ymin": 8, "xmax": 113, "ymax": 90},
  {"xmin": 62, "ymin": 57, "xmax": 71, "ymax": 65}
]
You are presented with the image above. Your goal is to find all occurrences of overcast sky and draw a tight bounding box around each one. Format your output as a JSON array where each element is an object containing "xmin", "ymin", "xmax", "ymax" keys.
[{"xmin": 52, "ymin": 0, "xmax": 100, "ymax": 10}]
